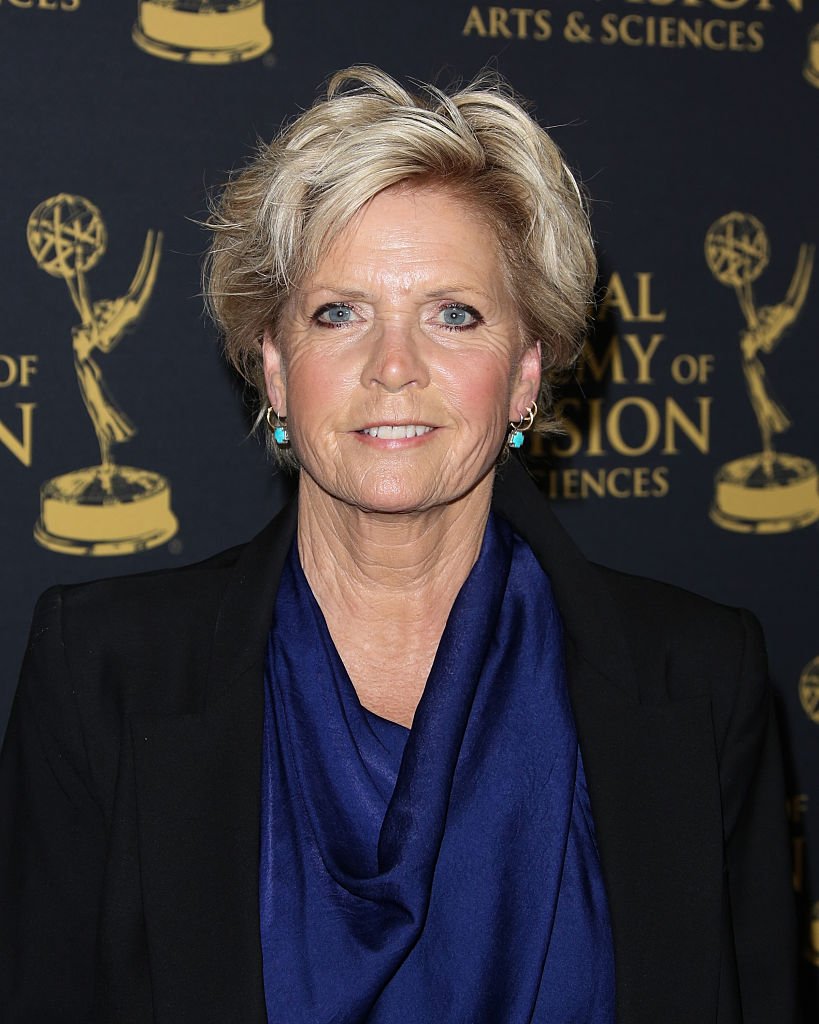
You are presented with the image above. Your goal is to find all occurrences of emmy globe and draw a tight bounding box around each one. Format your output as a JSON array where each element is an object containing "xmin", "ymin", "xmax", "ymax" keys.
[{"xmin": 26, "ymin": 194, "xmax": 178, "ymax": 557}]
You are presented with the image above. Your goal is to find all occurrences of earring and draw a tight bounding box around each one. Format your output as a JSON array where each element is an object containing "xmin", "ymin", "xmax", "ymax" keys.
[
  {"xmin": 265, "ymin": 406, "xmax": 289, "ymax": 445},
  {"xmin": 508, "ymin": 401, "xmax": 537, "ymax": 449}
]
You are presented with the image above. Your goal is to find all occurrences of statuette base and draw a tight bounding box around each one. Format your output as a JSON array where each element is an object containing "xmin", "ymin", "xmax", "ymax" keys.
[
  {"xmin": 34, "ymin": 465, "xmax": 178, "ymax": 556},
  {"xmin": 133, "ymin": 1, "xmax": 272, "ymax": 65},
  {"xmin": 710, "ymin": 453, "xmax": 819, "ymax": 534}
]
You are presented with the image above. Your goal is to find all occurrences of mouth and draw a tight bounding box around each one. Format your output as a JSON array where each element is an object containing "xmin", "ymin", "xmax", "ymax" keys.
[{"xmin": 357, "ymin": 424, "xmax": 435, "ymax": 439}]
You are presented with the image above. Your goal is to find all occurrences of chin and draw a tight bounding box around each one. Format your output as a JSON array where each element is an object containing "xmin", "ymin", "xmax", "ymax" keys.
[
  {"xmin": 347, "ymin": 472, "xmax": 492, "ymax": 517},
  {"xmin": 349, "ymin": 485, "xmax": 437, "ymax": 516}
]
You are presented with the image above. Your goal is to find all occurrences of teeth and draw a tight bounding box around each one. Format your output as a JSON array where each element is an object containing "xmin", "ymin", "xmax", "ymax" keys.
[{"xmin": 363, "ymin": 425, "xmax": 433, "ymax": 439}]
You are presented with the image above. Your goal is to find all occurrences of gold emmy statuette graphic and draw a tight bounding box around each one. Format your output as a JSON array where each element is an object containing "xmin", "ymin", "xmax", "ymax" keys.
[
  {"xmin": 805, "ymin": 25, "xmax": 819, "ymax": 89},
  {"xmin": 27, "ymin": 194, "xmax": 178, "ymax": 556},
  {"xmin": 800, "ymin": 656, "xmax": 819, "ymax": 725},
  {"xmin": 133, "ymin": 0, "xmax": 272, "ymax": 64},
  {"xmin": 705, "ymin": 212, "xmax": 818, "ymax": 533}
]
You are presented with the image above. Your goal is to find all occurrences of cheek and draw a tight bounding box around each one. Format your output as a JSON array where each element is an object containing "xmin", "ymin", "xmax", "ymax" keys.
[
  {"xmin": 284, "ymin": 353, "xmax": 353, "ymax": 426},
  {"xmin": 447, "ymin": 355, "xmax": 514, "ymax": 426}
]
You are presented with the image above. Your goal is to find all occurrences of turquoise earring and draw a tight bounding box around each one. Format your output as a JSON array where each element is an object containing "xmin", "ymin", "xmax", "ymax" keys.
[
  {"xmin": 507, "ymin": 401, "xmax": 537, "ymax": 450},
  {"xmin": 266, "ymin": 406, "xmax": 289, "ymax": 446}
]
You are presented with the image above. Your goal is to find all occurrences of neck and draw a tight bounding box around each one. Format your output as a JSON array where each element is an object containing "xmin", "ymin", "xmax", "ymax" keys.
[
  {"xmin": 295, "ymin": 472, "xmax": 495, "ymax": 725},
  {"xmin": 297, "ymin": 471, "xmax": 493, "ymax": 608}
]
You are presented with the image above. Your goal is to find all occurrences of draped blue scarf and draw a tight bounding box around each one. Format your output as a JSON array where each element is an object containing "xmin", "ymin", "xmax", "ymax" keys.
[{"xmin": 260, "ymin": 512, "xmax": 615, "ymax": 1023}]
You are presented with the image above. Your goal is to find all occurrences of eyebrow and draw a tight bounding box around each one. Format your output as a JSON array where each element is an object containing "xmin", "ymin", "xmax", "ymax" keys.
[
  {"xmin": 301, "ymin": 286, "xmax": 371, "ymax": 300},
  {"xmin": 301, "ymin": 284, "xmax": 495, "ymax": 301},
  {"xmin": 425, "ymin": 286, "xmax": 494, "ymax": 301}
]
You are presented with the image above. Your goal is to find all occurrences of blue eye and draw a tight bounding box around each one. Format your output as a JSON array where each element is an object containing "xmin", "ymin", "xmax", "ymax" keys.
[
  {"xmin": 439, "ymin": 303, "xmax": 480, "ymax": 329},
  {"xmin": 315, "ymin": 303, "xmax": 356, "ymax": 325}
]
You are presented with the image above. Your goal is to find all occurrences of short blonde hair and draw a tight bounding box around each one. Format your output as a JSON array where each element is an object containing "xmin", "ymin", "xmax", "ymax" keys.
[{"xmin": 205, "ymin": 65, "xmax": 596, "ymax": 461}]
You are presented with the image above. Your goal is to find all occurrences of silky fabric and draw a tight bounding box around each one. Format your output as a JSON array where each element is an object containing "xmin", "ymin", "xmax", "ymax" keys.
[{"xmin": 259, "ymin": 512, "xmax": 615, "ymax": 1023}]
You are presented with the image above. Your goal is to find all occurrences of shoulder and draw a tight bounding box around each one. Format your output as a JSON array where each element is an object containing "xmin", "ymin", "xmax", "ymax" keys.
[
  {"xmin": 589, "ymin": 562, "xmax": 768, "ymax": 751},
  {"xmin": 494, "ymin": 459, "xmax": 765, "ymax": 702},
  {"xmin": 592, "ymin": 561, "xmax": 756, "ymax": 664},
  {"xmin": 12, "ymin": 539, "xmax": 258, "ymax": 815},
  {"xmin": 494, "ymin": 458, "xmax": 766, "ymax": 729},
  {"xmin": 21, "ymin": 495, "xmax": 298, "ymax": 728},
  {"xmin": 56, "ymin": 538, "xmax": 245, "ymax": 619},
  {"xmin": 25, "ymin": 539, "xmax": 250, "ymax": 717},
  {"xmin": 74, "ymin": 537, "xmax": 239, "ymax": 612}
]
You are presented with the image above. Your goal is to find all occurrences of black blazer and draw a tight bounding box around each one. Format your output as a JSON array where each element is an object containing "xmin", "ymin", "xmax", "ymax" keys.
[{"xmin": 0, "ymin": 458, "xmax": 797, "ymax": 1023}]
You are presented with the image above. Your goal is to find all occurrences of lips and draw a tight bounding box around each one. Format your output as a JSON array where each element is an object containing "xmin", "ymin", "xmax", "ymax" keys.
[{"xmin": 359, "ymin": 425, "xmax": 434, "ymax": 439}]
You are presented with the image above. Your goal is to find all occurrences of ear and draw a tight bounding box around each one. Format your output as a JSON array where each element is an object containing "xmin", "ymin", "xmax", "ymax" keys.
[
  {"xmin": 261, "ymin": 327, "xmax": 287, "ymax": 416},
  {"xmin": 508, "ymin": 341, "xmax": 542, "ymax": 420}
]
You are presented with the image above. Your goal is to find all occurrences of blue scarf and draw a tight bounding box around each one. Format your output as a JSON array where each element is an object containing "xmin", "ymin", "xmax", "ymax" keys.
[{"xmin": 260, "ymin": 512, "xmax": 615, "ymax": 1023}]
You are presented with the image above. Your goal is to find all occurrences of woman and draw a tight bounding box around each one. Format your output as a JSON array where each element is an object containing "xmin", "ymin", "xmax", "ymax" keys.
[{"xmin": 0, "ymin": 66, "xmax": 796, "ymax": 1023}]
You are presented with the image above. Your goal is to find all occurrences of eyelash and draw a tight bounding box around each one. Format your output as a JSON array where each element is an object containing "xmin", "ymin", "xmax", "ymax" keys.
[{"xmin": 310, "ymin": 301, "xmax": 484, "ymax": 331}]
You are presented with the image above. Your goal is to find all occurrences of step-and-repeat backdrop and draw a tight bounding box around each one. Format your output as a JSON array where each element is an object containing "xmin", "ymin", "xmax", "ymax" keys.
[{"xmin": 1, "ymin": 0, "xmax": 817, "ymax": 1011}]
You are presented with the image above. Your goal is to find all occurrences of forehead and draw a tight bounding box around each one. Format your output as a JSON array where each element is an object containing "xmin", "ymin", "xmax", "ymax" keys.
[{"xmin": 303, "ymin": 185, "xmax": 508, "ymax": 294}]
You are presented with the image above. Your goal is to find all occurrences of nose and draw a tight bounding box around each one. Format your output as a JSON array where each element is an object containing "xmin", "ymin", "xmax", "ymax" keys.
[{"xmin": 360, "ymin": 321, "xmax": 430, "ymax": 393}]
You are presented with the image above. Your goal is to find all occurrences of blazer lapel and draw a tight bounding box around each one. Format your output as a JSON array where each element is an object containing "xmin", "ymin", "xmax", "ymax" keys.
[
  {"xmin": 495, "ymin": 458, "xmax": 723, "ymax": 1022},
  {"xmin": 130, "ymin": 498, "xmax": 298, "ymax": 1022},
  {"xmin": 568, "ymin": 651, "xmax": 723, "ymax": 1022}
]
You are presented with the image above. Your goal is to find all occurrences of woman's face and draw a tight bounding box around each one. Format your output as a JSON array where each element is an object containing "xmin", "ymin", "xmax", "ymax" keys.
[{"xmin": 263, "ymin": 186, "xmax": 541, "ymax": 515}]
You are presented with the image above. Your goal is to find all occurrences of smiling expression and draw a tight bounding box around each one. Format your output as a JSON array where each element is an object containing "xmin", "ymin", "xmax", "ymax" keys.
[{"xmin": 263, "ymin": 186, "xmax": 541, "ymax": 515}]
